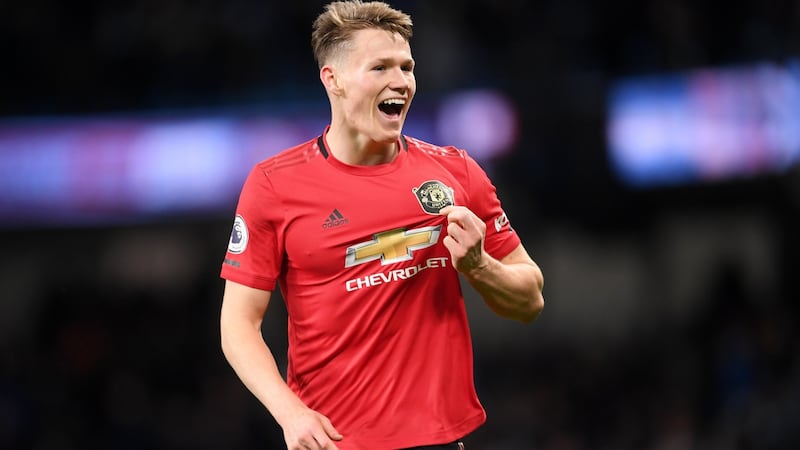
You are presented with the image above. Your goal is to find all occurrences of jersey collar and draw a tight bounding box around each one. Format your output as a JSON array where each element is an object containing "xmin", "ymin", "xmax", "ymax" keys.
[{"xmin": 317, "ymin": 127, "xmax": 408, "ymax": 159}]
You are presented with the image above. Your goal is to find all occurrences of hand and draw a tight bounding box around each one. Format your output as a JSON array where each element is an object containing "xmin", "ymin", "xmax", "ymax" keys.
[
  {"xmin": 440, "ymin": 205, "xmax": 487, "ymax": 275},
  {"xmin": 281, "ymin": 408, "xmax": 343, "ymax": 450}
]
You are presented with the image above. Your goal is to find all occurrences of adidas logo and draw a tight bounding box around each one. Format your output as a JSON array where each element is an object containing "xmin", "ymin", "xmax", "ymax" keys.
[{"xmin": 322, "ymin": 208, "xmax": 349, "ymax": 229}]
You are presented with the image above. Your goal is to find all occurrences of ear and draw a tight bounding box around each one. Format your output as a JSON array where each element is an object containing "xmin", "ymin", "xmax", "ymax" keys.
[{"xmin": 320, "ymin": 65, "xmax": 344, "ymax": 96}]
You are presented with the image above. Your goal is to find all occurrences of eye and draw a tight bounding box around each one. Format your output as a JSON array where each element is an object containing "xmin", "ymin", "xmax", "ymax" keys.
[
  {"xmin": 402, "ymin": 64, "xmax": 414, "ymax": 72},
  {"xmin": 373, "ymin": 65, "xmax": 386, "ymax": 71}
]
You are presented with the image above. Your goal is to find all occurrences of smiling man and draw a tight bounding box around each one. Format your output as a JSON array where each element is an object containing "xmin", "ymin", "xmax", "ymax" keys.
[{"xmin": 219, "ymin": 2, "xmax": 545, "ymax": 449}]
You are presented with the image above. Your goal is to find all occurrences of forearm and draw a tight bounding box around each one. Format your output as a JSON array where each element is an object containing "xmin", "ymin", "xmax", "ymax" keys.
[
  {"xmin": 220, "ymin": 322, "xmax": 306, "ymax": 427},
  {"xmin": 464, "ymin": 255, "xmax": 544, "ymax": 323}
]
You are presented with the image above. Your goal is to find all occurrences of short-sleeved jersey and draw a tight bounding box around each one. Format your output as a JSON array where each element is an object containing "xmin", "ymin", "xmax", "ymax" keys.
[{"xmin": 220, "ymin": 130, "xmax": 521, "ymax": 450}]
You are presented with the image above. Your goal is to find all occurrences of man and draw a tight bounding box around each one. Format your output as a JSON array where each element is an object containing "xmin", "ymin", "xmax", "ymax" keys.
[{"xmin": 219, "ymin": 1, "xmax": 544, "ymax": 449}]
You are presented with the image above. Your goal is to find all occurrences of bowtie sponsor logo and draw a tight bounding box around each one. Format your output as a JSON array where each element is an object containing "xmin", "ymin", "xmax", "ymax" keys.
[
  {"xmin": 345, "ymin": 226, "xmax": 441, "ymax": 267},
  {"xmin": 343, "ymin": 225, "xmax": 447, "ymax": 292}
]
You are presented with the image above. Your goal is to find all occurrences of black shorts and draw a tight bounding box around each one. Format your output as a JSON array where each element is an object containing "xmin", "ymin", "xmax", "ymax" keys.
[{"xmin": 403, "ymin": 441, "xmax": 465, "ymax": 450}]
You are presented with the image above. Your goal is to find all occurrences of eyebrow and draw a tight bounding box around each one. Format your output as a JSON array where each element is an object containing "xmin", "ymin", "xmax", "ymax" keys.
[{"xmin": 371, "ymin": 56, "xmax": 415, "ymax": 66}]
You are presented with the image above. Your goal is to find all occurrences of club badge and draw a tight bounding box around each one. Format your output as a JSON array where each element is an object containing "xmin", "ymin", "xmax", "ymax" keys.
[{"xmin": 412, "ymin": 180, "xmax": 455, "ymax": 214}]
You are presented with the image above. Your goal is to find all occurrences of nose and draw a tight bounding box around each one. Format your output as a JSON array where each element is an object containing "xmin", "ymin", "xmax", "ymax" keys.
[{"xmin": 388, "ymin": 67, "xmax": 410, "ymax": 92}]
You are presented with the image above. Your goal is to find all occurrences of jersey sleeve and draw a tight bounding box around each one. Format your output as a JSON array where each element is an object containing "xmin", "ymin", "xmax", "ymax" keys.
[
  {"xmin": 462, "ymin": 153, "xmax": 521, "ymax": 260},
  {"xmin": 220, "ymin": 165, "xmax": 284, "ymax": 291}
]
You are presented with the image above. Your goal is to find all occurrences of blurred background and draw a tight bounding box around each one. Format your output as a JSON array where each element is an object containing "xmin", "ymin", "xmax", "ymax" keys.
[{"xmin": 1, "ymin": 0, "xmax": 799, "ymax": 449}]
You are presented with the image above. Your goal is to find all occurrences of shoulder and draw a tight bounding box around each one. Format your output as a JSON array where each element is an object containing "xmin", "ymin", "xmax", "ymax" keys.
[
  {"xmin": 254, "ymin": 136, "xmax": 322, "ymax": 176},
  {"xmin": 404, "ymin": 136, "xmax": 495, "ymax": 190},
  {"xmin": 404, "ymin": 135, "xmax": 466, "ymax": 160},
  {"xmin": 404, "ymin": 135, "xmax": 485, "ymax": 179}
]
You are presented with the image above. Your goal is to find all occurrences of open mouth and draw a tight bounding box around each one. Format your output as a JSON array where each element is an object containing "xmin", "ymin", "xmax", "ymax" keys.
[{"xmin": 378, "ymin": 98, "xmax": 405, "ymax": 117}]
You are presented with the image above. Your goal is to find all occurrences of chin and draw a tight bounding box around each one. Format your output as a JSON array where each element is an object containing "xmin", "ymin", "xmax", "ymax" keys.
[
  {"xmin": 367, "ymin": 130, "xmax": 399, "ymax": 144},
  {"xmin": 377, "ymin": 123, "xmax": 405, "ymax": 141},
  {"xmin": 383, "ymin": 130, "xmax": 403, "ymax": 142}
]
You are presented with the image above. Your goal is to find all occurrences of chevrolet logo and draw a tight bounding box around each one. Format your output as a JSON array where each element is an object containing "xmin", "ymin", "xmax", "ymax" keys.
[{"xmin": 345, "ymin": 226, "xmax": 442, "ymax": 267}]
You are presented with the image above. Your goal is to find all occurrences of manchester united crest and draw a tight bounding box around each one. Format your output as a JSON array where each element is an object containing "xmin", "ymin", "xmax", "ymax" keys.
[{"xmin": 412, "ymin": 180, "xmax": 455, "ymax": 214}]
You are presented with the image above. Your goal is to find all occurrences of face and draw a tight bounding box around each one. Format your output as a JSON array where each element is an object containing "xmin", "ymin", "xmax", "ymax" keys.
[{"xmin": 326, "ymin": 28, "xmax": 416, "ymax": 144}]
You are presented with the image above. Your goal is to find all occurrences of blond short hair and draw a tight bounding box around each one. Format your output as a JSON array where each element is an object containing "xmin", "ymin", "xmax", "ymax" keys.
[{"xmin": 311, "ymin": 1, "xmax": 413, "ymax": 68}]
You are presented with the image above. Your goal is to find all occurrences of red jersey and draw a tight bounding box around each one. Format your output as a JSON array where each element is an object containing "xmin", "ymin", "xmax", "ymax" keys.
[{"xmin": 220, "ymin": 130, "xmax": 521, "ymax": 450}]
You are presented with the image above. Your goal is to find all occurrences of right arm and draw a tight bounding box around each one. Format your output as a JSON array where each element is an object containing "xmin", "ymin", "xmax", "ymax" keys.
[{"xmin": 220, "ymin": 280, "xmax": 343, "ymax": 449}]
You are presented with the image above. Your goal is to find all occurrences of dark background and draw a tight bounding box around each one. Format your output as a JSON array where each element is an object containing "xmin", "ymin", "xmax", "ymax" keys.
[{"xmin": 2, "ymin": 1, "xmax": 800, "ymax": 449}]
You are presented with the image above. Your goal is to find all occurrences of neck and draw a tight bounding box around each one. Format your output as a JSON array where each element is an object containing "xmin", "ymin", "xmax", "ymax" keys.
[{"xmin": 325, "ymin": 126, "xmax": 398, "ymax": 166}]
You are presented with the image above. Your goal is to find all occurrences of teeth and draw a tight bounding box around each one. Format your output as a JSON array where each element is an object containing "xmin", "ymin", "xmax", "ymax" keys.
[{"xmin": 381, "ymin": 99, "xmax": 405, "ymax": 105}]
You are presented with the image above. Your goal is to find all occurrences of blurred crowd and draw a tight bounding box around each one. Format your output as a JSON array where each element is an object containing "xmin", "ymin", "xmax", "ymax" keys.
[
  {"xmin": 2, "ymin": 0, "xmax": 800, "ymax": 449},
  {"xmin": 1, "ymin": 220, "xmax": 798, "ymax": 449}
]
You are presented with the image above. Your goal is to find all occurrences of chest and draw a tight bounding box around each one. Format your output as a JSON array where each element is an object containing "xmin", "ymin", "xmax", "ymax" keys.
[{"xmin": 281, "ymin": 168, "xmax": 466, "ymax": 277}]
